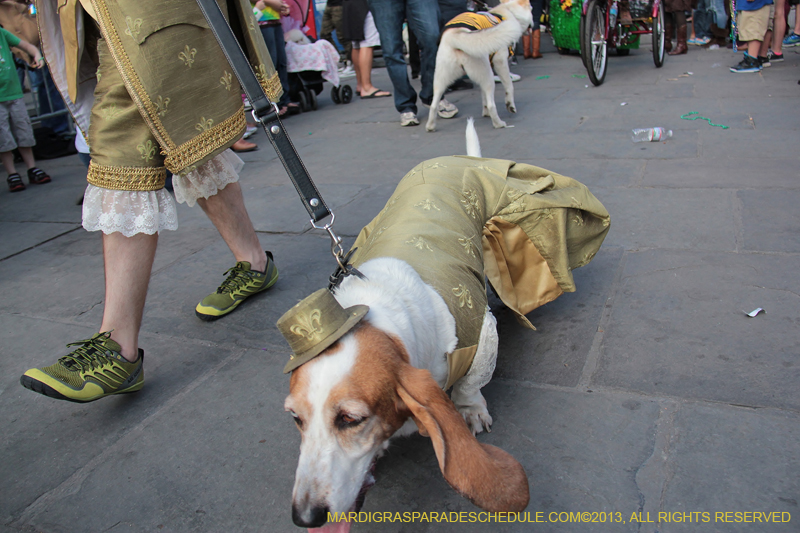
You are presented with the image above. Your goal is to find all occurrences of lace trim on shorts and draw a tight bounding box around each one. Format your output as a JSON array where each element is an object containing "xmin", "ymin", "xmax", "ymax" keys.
[
  {"xmin": 82, "ymin": 186, "xmax": 178, "ymax": 236},
  {"xmin": 172, "ymin": 149, "xmax": 244, "ymax": 207}
]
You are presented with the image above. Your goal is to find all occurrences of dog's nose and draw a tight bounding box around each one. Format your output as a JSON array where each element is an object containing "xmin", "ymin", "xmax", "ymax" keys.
[{"xmin": 292, "ymin": 503, "xmax": 330, "ymax": 528}]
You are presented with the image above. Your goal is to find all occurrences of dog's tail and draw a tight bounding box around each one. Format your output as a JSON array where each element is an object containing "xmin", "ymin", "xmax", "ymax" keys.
[
  {"xmin": 466, "ymin": 118, "xmax": 482, "ymax": 158},
  {"xmin": 441, "ymin": 18, "xmax": 522, "ymax": 58}
]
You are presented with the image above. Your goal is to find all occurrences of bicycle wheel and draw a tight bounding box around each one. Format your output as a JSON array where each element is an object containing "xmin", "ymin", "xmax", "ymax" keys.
[
  {"xmin": 582, "ymin": 0, "xmax": 608, "ymax": 86},
  {"xmin": 652, "ymin": 0, "xmax": 665, "ymax": 67}
]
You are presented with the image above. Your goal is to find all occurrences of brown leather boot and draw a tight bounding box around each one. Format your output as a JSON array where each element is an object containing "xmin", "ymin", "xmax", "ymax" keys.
[
  {"xmin": 531, "ymin": 28, "xmax": 543, "ymax": 59},
  {"xmin": 522, "ymin": 31, "xmax": 533, "ymax": 59},
  {"xmin": 669, "ymin": 23, "xmax": 688, "ymax": 55},
  {"xmin": 664, "ymin": 17, "xmax": 673, "ymax": 53}
]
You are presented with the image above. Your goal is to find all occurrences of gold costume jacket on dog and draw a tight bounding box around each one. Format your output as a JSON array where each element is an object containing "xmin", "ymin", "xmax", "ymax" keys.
[{"xmin": 349, "ymin": 156, "xmax": 610, "ymax": 387}]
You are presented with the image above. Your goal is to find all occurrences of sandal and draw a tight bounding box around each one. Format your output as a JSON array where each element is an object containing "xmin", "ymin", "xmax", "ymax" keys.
[
  {"xmin": 28, "ymin": 167, "xmax": 51, "ymax": 185},
  {"xmin": 7, "ymin": 173, "xmax": 25, "ymax": 192}
]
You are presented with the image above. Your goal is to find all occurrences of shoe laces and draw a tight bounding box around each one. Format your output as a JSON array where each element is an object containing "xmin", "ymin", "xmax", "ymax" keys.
[
  {"xmin": 217, "ymin": 263, "xmax": 258, "ymax": 294},
  {"xmin": 60, "ymin": 333, "xmax": 117, "ymax": 371}
]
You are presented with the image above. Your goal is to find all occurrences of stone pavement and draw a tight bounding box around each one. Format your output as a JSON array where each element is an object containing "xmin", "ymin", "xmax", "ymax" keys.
[{"xmin": 1, "ymin": 38, "xmax": 798, "ymax": 533}]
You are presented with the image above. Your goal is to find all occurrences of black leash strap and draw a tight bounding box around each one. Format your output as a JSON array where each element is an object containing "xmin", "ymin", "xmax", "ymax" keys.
[{"xmin": 195, "ymin": 0, "xmax": 330, "ymax": 223}]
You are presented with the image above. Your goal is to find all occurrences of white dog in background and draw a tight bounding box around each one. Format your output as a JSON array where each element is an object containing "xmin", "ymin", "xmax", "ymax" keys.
[{"xmin": 426, "ymin": 0, "xmax": 533, "ymax": 131}]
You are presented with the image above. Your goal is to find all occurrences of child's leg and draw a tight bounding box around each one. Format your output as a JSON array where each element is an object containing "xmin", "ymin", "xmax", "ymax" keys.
[
  {"xmin": 18, "ymin": 146, "xmax": 36, "ymax": 169},
  {"xmin": 1, "ymin": 151, "xmax": 17, "ymax": 175}
]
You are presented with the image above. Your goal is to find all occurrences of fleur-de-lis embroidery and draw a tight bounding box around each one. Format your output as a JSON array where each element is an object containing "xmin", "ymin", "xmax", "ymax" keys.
[
  {"xmin": 458, "ymin": 237, "xmax": 476, "ymax": 257},
  {"xmin": 137, "ymin": 140, "xmax": 157, "ymax": 162},
  {"xmin": 195, "ymin": 117, "xmax": 214, "ymax": 132},
  {"xmin": 124, "ymin": 17, "xmax": 142, "ymax": 40},
  {"xmin": 100, "ymin": 104, "xmax": 122, "ymax": 121},
  {"xmin": 415, "ymin": 199, "xmax": 440, "ymax": 211},
  {"xmin": 536, "ymin": 208, "xmax": 554, "ymax": 220},
  {"xmin": 572, "ymin": 211, "xmax": 585, "ymax": 226},
  {"xmin": 453, "ymin": 284, "xmax": 474, "ymax": 309},
  {"xmin": 470, "ymin": 163, "xmax": 503, "ymax": 176},
  {"xmin": 406, "ymin": 236, "xmax": 433, "ymax": 252},
  {"xmin": 220, "ymin": 71, "xmax": 233, "ymax": 91},
  {"xmin": 290, "ymin": 309, "xmax": 323, "ymax": 340},
  {"xmin": 506, "ymin": 197, "xmax": 525, "ymax": 213},
  {"xmin": 425, "ymin": 162, "xmax": 448, "ymax": 170},
  {"xmin": 406, "ymin": 166, "xmax": 420, "ymax": 178},
  {"xmin": 461, "ymin": 188, "xmax": 481, "ymax": 219},
  {"xmin": 571, "ymin": 196, "xmax": 583, "ymax": 209},
  {"xmin": 154, "ymin": 95, "xmax": 170, "ymax": 117},
  {"xmin": 178, "ymin": 45, "xmax": 197, "ymax": 67}
]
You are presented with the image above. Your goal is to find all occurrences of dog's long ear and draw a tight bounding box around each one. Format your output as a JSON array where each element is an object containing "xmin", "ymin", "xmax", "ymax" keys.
[{"xmin": 396, "ymin": 365, "xmax": 529, "ymax": 512}]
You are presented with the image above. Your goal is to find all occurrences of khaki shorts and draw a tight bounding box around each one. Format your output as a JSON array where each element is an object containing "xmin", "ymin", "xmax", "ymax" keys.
[
  {"xmin": 737, "ymin": 5, "xmax": 770, "ymax": 42},
  {"xmin": 0, "ymin": 98, "xmax": 36, "ymax": 153}
]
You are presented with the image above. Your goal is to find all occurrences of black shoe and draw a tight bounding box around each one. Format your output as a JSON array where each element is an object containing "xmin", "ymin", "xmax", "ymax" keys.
[{"xmin": 730, "ymin": 53, "xmax": 761, "ymax": 73}]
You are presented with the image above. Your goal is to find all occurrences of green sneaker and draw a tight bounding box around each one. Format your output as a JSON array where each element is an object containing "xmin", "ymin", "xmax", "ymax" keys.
[
  {"xmin": 20, "ymin": 332, "xmax": 144, "ymax": 403},
  {"xmin": 195, "ymin": 251, "xmax": 278, "ymax": 321}
]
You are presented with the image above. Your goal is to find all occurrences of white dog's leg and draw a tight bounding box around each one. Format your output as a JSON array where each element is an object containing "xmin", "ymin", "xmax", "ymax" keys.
[
  {"xmin": 426, "ymin": 47, "xmax": 463, "ymax": 132},
  {"xmin": 463, "ymin": 57, "xmax": 507, "ymax": 129},
  {"xmin": 491, "ymin": 49, "xmax": 516, "ymax": 114},
  {"xmin": 450, "ymin": 309, "xmax": 498, "ymax": 435}
]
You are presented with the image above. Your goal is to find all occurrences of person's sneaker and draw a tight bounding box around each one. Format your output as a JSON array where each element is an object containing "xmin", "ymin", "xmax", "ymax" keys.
[
  {"xmin": 730, "ymin": 53, "xmax": 761, "ymax": 73},
  {"xmin": 20, "ymin": 332, "xmax": 144, "ymax": 402},
  {"xmin": 339, "ymin": 65, "xmax": 356, "ymax": 79},
  {"xmin": 400, "ymin": 111, "xmax": 419, "ymax": 127},
  {"xmin": 195, "ymin": 252, "xmax": 278, "ymax": 320},
  {"xmin": 690, "ymin": 36, "xmax": 710, "ymax": 45},
  {"xmin": 437, "ymin": 98, "xmax": 458, "ymax": 119},
  {"xmin": 767, "ymin": 50, "xmax": 784, "ymax": 63},
  {"xmin": 783, "ymin": 32, "xmax": 800, "ymax": 47},
  {"xmin": 758, "ymin": 55, "xmax": 771, "ymax": 67},
  {"xmin": 493, "ymin": 72, "xmax": 522, "ymax": 83},
  {"xmin": 243, "ymin": 124, "xmax": 258, "ymax": 139}
]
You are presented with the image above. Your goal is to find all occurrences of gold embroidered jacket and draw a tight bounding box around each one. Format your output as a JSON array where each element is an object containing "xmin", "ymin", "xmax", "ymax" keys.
[
  {"xmin": 36, "ymin": 0, "xmax": 282, "ymax": 175},
  {"xmin": 349, "ymin": 156, "xmax": 610, "ymax": 387}
]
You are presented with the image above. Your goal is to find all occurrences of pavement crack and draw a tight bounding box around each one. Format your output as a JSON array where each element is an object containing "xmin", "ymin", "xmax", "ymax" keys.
[{"xmin": 632, "ymin": 400, "xmax": 680, "ymax": 533}]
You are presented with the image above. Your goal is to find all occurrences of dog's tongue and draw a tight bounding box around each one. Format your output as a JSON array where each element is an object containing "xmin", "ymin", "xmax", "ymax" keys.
[{"xmin": 309, "ymin": 521, "xmax": 350, "ymax": 533}]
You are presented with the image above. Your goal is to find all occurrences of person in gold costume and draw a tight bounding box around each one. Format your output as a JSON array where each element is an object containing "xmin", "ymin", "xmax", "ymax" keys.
[{"xmin": 20, "ymin": 0, "xmax": 282, "ymax": 402}]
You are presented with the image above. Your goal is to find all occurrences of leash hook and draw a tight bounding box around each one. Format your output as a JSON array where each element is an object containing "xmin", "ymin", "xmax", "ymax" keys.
[{"xmin": 310, "ymin": 213, "xmax": 347, "ymax": 269}]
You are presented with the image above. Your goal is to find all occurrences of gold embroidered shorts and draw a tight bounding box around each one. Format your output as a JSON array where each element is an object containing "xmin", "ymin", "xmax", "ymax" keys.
[{"xmin": 87, "ymin": 38, "xmax": 167, "ymax": 192}]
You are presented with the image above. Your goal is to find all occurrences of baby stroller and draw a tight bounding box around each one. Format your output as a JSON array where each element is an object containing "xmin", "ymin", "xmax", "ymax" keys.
[
  {"xmin": 285, "ymin": 39, "xmax": 353, "ymax": 111},
  {"xmin": 288, "ymin": 70, "xmax": 352, "ymax": 111}
]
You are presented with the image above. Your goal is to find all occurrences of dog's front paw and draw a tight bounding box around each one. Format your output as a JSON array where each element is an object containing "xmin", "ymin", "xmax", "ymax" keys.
[
  {"xmin": 492, "ymin": 119, "xmax": 509, "ymax": 129},
  {"xmin": 425, "ymin": 123, "xmax": 437, "ymax": 132},
  {"xmin": 459, "ymin": 404, "xmax": 493, "ymax": 435}
]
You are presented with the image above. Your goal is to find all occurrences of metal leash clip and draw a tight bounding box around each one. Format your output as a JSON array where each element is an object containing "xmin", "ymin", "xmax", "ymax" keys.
[{"xmin": 311, "ymin": 215, "xmax": 366, "ymax": 289}]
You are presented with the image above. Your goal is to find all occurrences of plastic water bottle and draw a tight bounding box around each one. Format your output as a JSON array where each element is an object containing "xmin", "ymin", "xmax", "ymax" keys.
[
  {"xmin": 609, "ymin": 1, "xmax": 618, "ymax": 27},
  {"xmin": 631, "ymin": 127, "xmax": 673, "ymax": 142}
]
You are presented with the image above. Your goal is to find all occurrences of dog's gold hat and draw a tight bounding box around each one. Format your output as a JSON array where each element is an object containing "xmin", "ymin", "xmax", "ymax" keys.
[{"xmin": 278, "ymin": 289, "xmax": 369, "ymax": 373}]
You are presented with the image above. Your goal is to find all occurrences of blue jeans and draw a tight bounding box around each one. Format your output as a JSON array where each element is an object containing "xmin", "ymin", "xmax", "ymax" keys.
[
  {"xmin": 260, "ymin": 24, "xmax": 290, "ymax": 107},
  {"xmin": 693, "ymin": 0, "xmax": 713, "ymax": 39},
  {"xmin": 368, "ymin": 0, "xmax": 441, "ymax": 114}
]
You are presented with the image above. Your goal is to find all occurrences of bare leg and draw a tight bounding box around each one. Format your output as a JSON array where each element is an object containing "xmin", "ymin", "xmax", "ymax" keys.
[
  {"xmin": 354, "ymin": 47, "xmax": 386, "ymax": 96},
  {"xmin": 18, "ymin": 146, "xmax": 37, "ymax": 169},
  {"xmin": 1, "ymin": 151, "xmax": 16, "ymax": 174},
  {"xmin": 772, "ymin": 0, "xmax": 785, "ymax": 54},
  {"xmin": 196, "ymin": 181, "xmax": 267, "ymax": 272},
  {"xmin": 99, "ymin": 232, "xmax": 158, "ymax": 361}
]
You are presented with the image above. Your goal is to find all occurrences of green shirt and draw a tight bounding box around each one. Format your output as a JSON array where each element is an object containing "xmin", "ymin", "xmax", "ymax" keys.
[{"xmin": 0, "ymin": 27, "xmax": 23, "ymax": 103}]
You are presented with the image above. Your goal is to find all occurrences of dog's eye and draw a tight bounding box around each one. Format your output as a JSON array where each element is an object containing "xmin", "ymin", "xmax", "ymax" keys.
[
  {"xmin": 289, "ymin": 412, "xmax": 303, "ymax": 429},
  {"xmin": 336, "ymin": 413, "xmax": 364, "ymax": 430}
]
